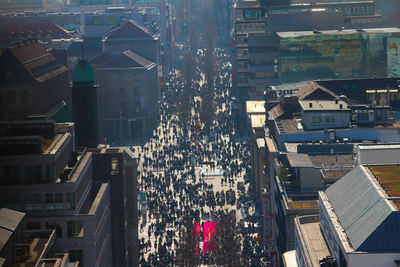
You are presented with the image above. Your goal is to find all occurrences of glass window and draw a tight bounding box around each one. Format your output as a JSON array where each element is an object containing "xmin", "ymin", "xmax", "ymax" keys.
[
  {"xmin": 111, "ymin": 158, "xmax": 119, "ymax": 175},
  {"xmin": 106, "ymin": 16, "xmax": 117, "ymax": 25},
  {"xmin": 26, "ymin": 222, "xmax": 41, "ymax": 230},
  {"xmin": 66, "ymin": 193, "xmax": 75, "ymax": 210},
  {"xmin": 69, "ymin": 249, "xmax": 83, "ymax": 264},
  {"xmin": 45, "ymin": 193, "xmax": 63, "ymax": 210},
  {"xmin": 46, "ymin": 164, "xmax": 53, "ymax": 178},
  {"xmin": 93, "ymin": 16, "xmax": 105, "ymax": 25},
  {"xmin": 7, "ymin": 90, "xmax": 16, "ymax": 103},
  {"xmin": 46, "ymin": 222, "xmax": 63, "ymax": 238},
  {"xmin": 67, "ymin": 221, "xmax": 84, "ymax": 237},
  {"xmin": 20, "ymin": 89, "xmax": 29, "ymax": 103},
  {"xmin": 34, "ymin": 165, "xmax": 42, "ymax": 178}
]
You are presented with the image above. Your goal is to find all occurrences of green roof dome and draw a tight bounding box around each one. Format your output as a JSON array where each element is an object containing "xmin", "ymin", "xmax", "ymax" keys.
[{"xmin": 73, "ymin": 59, "xmax": 95, "ymax": 83}]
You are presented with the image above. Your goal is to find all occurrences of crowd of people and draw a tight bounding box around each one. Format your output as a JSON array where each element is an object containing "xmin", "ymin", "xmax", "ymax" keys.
[{"xmin": 136, "ymin": 49, "xmax": 267, "ymax": 266}]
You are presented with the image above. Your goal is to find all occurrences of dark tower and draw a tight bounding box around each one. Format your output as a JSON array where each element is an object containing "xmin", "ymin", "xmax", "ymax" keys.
[{"xmin": 71, "ymin": 59, "xmax": 98, "ymax": 148}]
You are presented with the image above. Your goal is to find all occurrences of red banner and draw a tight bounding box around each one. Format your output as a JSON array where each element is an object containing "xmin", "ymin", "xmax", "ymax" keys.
[{"xmin": 203, "ymin": 222, "xmax": 218, "ymax": 254}]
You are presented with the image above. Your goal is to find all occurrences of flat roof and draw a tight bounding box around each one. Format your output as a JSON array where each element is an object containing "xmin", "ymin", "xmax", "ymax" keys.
[
  {"xmin": 246, "ymin": 101, "xmax": 266, "ymax": 114},
  {"xmin": 286, "ymin": 153, "xmax": 314, "ymax": 168},
  {"xmin": 265, "ymin": 137, "xmax": 278, "ymax": 153},
  {"xmin": 282, "ymin": 250, "xmax": 298, "ymax": 267},
  {"xmin": 277, "ymin": 27, "xmax": 400, "ymax": 38},
  {"xmin": 309, "ymin": 154, "xmax": 354, "ymax": 168},
  {"xmin": 358, "ymin": 144, "xmax": 400, "ymax": 150},
  {"xmin": 256, "ymin": 138, "xmax": 265, "ymax": 149},
  {"xmin": 368, "ymin": 166, "xmax": 400, "ymax": 209},
  {"xmin": 296, "ymin": 216, "xmax": 331, "ymax": 267},
  {"xmin": 0, "ymin": 208, "xmax": 25, "ymax": 232},
  {"xmin": 299, "ymin": 100, "xmax": 350, "ymax": 111},
  {"xmin": 250, "ymin": 114, "xmax": 265, "ymax": 128}
]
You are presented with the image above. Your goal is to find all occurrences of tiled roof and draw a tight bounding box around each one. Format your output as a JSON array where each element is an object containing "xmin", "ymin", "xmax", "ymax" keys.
[
  {"xmin": 296, "ymin": 81, "xmax": 337, "ymax": 101},
  {"xmin": 0, "ymin": 22, "xmax": 72, "ymax": 40},
  {"xmin": 105, "ymin": 20, "xmax": 153, "ymax": 40},
  {"xmin": 5, "ymin": 41, "xmax": 68, "ymax": 82},
  {"xmin": 91, "ymin": 49, "xmax": 154, "ymax": 69},
  {"xmin": 326, "ymin": 165, "xmax": 400, "ymax": 252}
]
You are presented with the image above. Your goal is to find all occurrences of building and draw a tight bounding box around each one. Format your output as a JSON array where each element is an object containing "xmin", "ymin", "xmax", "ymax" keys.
[
  {"xmin": 0, "ymin": 208, "xmax": 76, "ymax": 267},
  {"xmin": 0, "ymin": 41, "xmax": 70, "ymax": 121},
  {"xmin": 91, "ymin": 49, "xmax": 159, "ymax": 145},
  {"xmin": 0, "ymin": 11, "xmax": 81, "ymax": 33},
  {"xmin": 103, "ymin": 19, "xmax": 160, "ymax": 63},
  {"xmin": 0, "ymin": 120, "xmax": 112, "ymax": 267},
  {"xmin": 90, "ymin": 147, "xmax": 139, "ymax": 267},
  {"xmin": 294, "ymin": 164, "xmax": 400, "ymax": 267},
  {"xmin": 0, "ymin": 22, "xmax": 73, "ymax": 49},
  {"xmin": 71, "ymin": 59, "xmax": 99, "ymax": 148},
  {"xmin": 232, "ymin": 0, "xmax": 386, "ymax": 110},
  {"xmin": 357, "ymin": 143, "xmax": 400, "ymax": 165}
]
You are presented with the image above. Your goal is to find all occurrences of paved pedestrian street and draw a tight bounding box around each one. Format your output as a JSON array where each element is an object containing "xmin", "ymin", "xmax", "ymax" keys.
[{"xmin": 135, "ymin": 50, "xmax": 269, "ymax": 266}]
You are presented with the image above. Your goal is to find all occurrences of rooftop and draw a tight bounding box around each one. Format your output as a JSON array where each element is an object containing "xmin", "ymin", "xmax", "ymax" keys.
[
  {"xmin": 286, "ymin": 153, "xmax": 314, "ymax": 168},
  {"xmin": 369, "ymin": 166, "xmax": 400, "ymax": 209},
  {"xmin": 91, "ymin": 49, "xmax": 154, "ymax": 69},
  {"xmin": 299, "ymin": 100, "xmax": 350, "ymax": 111},
  {"xmin": 4, "ymin": 41, "xmax": 68, "ymax": 83},
  {"xmin": 324, "ymin": 165, "xmax": 400, "ymax": 252},
  {"xmin": 0, "ymin": 208, "xmax": 25, "ymax": 232},
  {"xmin": 250, "ymin": 114, "xmax": 265, "ymax": 129},
  {"xmin": 277, "ymin": 27, "xmax": 400, "ymax": 38},
  {"xmin": 295, "ymin": 215, "xmax": 331, "ymax": 267},
  {"xmin": 246, "ymin": 101, "xmax": 266, "ymax": 114},
  {"xmin": 104, "ymin": 19, "xmax": 153, "ymax": 40},
  {"xmin": 0, "ymin": 22, "xmax": 72, "ymax": 40}
]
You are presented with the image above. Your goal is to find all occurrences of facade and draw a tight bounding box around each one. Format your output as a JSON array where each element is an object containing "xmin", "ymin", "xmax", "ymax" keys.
[
  {"xmin": 91, "ymin": 49, "xmax": 159, "ymax": 145},
  {"xmin": 308, "ymin": 164, "xmax": 400, "ymax": 267},
  {"xmin": 103, "ymin": 19, "xmax": 160, "ymax": 63},
  {"xmin": 0, "ymin": 41, "xmax": 70, "ymax": 121},
  {"xmin": 90, "ymin": 147, "xmax": 139, "ymax": 267},
  {"xmin": 0, "ymin": 208, "xmax": 75, "ymax": 267},
  {"xmin": 71, "ymin": 59, "xmax": 99, "ymax": 148},
  {"xmin": 0, "ymin": 121, "xmax": 112, "ymax": 267}
]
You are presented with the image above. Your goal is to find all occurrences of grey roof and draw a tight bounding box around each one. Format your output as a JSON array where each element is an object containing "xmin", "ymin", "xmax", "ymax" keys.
[
  {"xmin": 0, "ymin": 228, "xmax": 12, "ymax": 252},
  {"xmin": 326, "ymin": 165, "xmax": 400, "ymax": 251},
  {"xmin": 286, "ymin": 153, "xmax": 314, "ymax": 168},
  {"xmin": 299, "ymin": 100, "xmax": 350, "ymax": 111},
  {"xmin": 0, "ymin": 208, "xmax": 25, "ymax": 232}
]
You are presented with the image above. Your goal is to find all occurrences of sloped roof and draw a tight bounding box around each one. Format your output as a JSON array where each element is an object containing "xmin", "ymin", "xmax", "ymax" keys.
[
  {"xmin": 91, "ymin": 50, "xmax": 154, "ymax": 69},
  {"xmin": 0, "ymin": 208, "xmax": 25, "ymax": 232},
  {"xmin": 0, "ymin": 22, "xmax": 72, "ymax": 39},
  {"xmin": 326, "ymin": 165, "xmax": 400, "ymax": 252},
  {"xmin": 105, "ymin": 20, "xmax": 153, "ymax": 40},
  {"xmin": 5, "ymin": 41, "xmax": 68, "ymax": 82},
  {"xmin": 296, "ymin": 81, "xmax": 337, "ymax": 101},
  {"xmin": 269, "ymin": 96, "xmax": 300, "ymax": 120}
]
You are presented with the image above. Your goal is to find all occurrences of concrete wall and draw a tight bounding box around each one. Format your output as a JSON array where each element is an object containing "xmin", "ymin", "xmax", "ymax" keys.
[{"xmin": 302, "ymin": 111, "xmax": 350, "ymax": 130}]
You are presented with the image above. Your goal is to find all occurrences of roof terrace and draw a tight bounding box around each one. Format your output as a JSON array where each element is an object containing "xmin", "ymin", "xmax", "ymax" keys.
[{"xmin": 368, "ymin": 165, "xmax": 400, "ymax": 210}]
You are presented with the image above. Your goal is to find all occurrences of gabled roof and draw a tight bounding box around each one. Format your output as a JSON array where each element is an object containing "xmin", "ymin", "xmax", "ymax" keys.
[
  {"xmin": 0, "ymin": 22, "xmax": 72, "ymax": 40},
  {"xmin": 270, "ymin": 96, "xmax": 300, "ymax": 120},
  {"xmin": 326, "ymin": 165, "xmax": 400, "ymax": 252},
  {"xmin": 296, "ymin": 81, "xmax": 337, "ymax": 101},
  {"xmin": 91, "ymin": 50, "xmax": 154, "ymax": 69},
  {"xmin": 3, "ymin": 41, "xmax": 68, "ymax": 82},
  {"xmin": 105, "ymin": 20, "xmax": 153, "ymax": 40}
]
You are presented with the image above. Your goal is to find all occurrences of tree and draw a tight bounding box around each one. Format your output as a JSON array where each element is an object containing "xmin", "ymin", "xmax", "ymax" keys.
[
  {"xmin": 200, "ymin": 21, "xmax": 218, "ymax": 133},
  {"xmin": 175, "ymin": 216, "xmax": 201, "ymax": 267},
  {"xmin": 175, "ymin": 49, "xmax": 196, "ymax": 137},
  {"xmin": 209, "ymin": 210, "xmax": 242, "ymax": 266}
]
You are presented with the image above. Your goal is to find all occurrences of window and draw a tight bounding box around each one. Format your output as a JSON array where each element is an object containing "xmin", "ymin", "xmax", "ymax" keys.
[
  {"xmin": 20, "ymin": 89, "xmax": 29, "ymax": 103},
  {"xmin": 119, "ymin": 87, "xmax": 125, "ymax": 97},
  {"xmin": 7, "ymin": 90, "xmax": 16, "ymax": 103},
  {"xmin": 66, "ymin": 193, "xmax": 75, "ymax": 210},
  {"xmin": 45, "ymin": 193, "xmax": 63, "ymax": 210},
  {"xmin": 24, "ymin": 193, "xmax": 42, "ymax": 210},
  {"xmin": 3, "ymin": 194, "xmax": 22, "ymax": 210},
  {"xmin": 46, "ymin": 222, "xmax": 63, "ymax": 238},
  {"xmin": 118, "ymin": 73, "xmax": 124, "ymax": 81},
  {"xmin": 237, "ymin": 48, "xmax": 248, "ymax": 57},
  {"xmin": 140, "ymin": 96, "xmax": 145, "ymax": 110},
  {"xmin": 111, "ymin": 158, "xmax": 119, "ymax": 175},
  {"xmin": 106, "ymin": 15, "xmax": 117, "ymax": 25},
  {"xmin": 26, "ymin": 222, "xmax": 41, "ymax": 230},
  {"xmin": 69, "ymin": 249, "xmax": 83, "ymax": 264},
  {"xmin": 67, "ymin": 221, "xmax": 84, "ymax": 237},
  {"xmin": 24, "ymin": 165, "xmax": 34, "ymax": 179},
  {"xmin": 34, "ymin": 165, "xmax": 42, "ymax": 179},
  {"xmin": 93, "ymin": 16, "xmax": 105, "ymax": 25},
  {"xmin": 238, "ymin": 61, "xmax": 248, "ymax": 69},
  {"xmin": 46, "ymin": 164, "xmax": 53, "ymax": 179}
]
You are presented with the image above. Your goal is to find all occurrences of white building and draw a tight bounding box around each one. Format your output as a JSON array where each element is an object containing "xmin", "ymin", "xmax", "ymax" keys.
[{"xmin": 293, "ymin": 164, "xmax": 400, "ymax": 267}]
